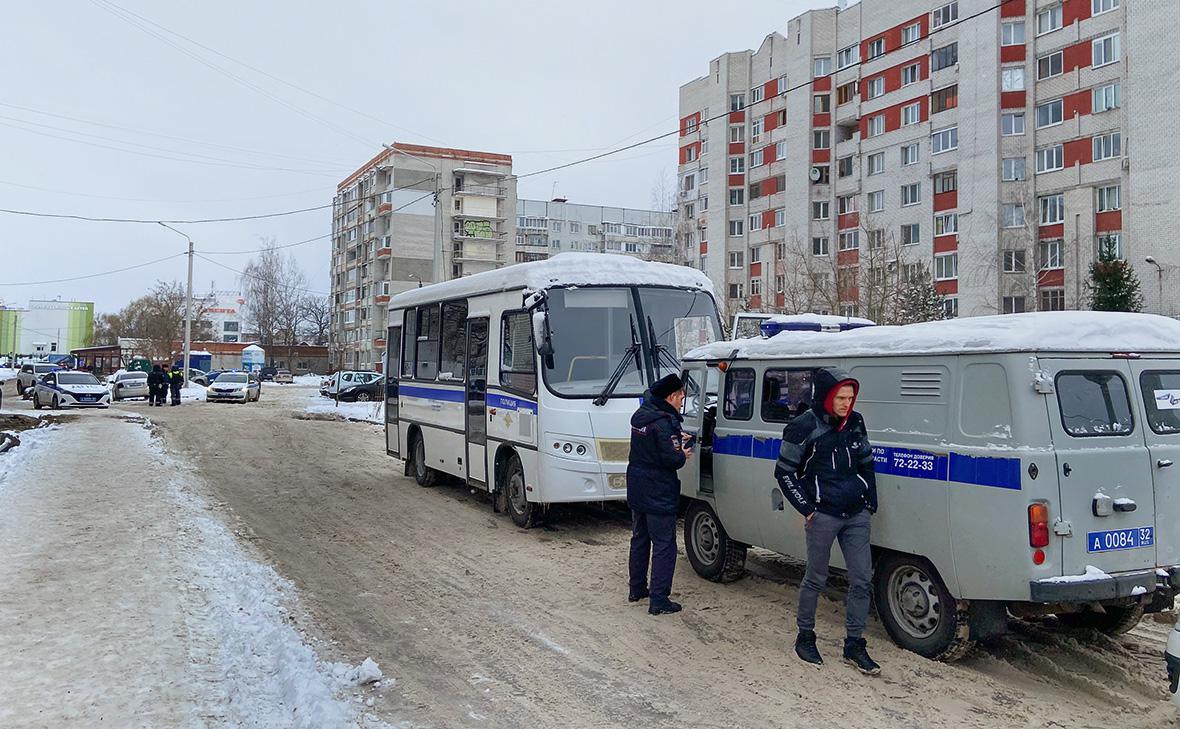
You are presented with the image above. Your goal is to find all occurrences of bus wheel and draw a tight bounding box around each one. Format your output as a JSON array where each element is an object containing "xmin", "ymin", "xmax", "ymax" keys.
[
  {"xmin": 502, "ymin": 455, "xmax": 539, "ymax": 529},
  {"xmin": 1058, "ymin": 604, "xmax": 1145, "ymax": 635},
  {"xmin": 411, "ymin": 432, "xmax": 437, "ymax": 487},
  {"xmin": 683, "ymin": 500, "xmax": 746, "ymax": 582},
  {"xmin": 875, "ymin": 552, "xmax": 972, "ymax": 661}
]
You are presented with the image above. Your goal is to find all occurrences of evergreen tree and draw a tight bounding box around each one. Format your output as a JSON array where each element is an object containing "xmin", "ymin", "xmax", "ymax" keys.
[
  {"xmin": 1089, "ymin": 237, "xmax": 1144, "ymax": 312},
  {"xmin": 890, "ymin": 269, "xmax": 947, "ymax": 324}
]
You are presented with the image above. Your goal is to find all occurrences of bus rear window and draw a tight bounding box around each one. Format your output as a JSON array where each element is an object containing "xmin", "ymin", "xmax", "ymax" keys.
[
  {"xmin": 1140, "ymin": 370, "xmax": 1180, "ymax": 434},
  {"xmin": 1055, "ymin": 371, "xmax": 1133, "ymax": 437}
]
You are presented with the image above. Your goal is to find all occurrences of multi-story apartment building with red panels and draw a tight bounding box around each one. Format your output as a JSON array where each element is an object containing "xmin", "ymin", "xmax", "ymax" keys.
[{"xmin": 678, "ymin": 0, "xmax": 1180, "ymax": 321}]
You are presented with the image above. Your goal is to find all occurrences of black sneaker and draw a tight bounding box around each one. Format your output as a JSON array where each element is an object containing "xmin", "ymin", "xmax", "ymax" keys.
[
  {"xmin": 843, "ymin": 637, "xmax": 881, "ymax": 676},
  {"xmin": 648, "ymin": 599, "xmax": 682, "ymax": 615},
  {"xmin": 628, "ymin": 588, "xmax": 650, "ymax": 603},
  {"xmin": 795, "ymin": 630, "xmax": 823, "ymax": 665}
]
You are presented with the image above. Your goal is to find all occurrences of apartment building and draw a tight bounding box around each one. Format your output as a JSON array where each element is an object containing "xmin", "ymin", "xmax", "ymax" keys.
[
  {"xmin": 329, "ymin": 143, "xmax": 516, "ymax": 370},
  {"xmin": 514, "ymin": 199, "xmax": 679, "ymax": 263},
  {"xmin": 678, "ymin": 0, "xmax": 1179, "ymax": 320}
]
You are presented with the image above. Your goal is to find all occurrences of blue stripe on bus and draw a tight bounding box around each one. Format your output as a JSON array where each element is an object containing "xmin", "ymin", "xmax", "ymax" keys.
[
  {"xmin": 487, "ymin": 393, "xmax": 538, "ymax": 413},
  {"xmin": 712, "ymin": 435, "xmax": 1021, "ymax": 490},
  {"xmin": 400, "ymin": 385, "xmax": 466, "ymax": 403}
]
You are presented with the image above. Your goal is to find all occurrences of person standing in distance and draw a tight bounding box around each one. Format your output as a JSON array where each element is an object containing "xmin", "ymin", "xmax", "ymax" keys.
[
  {"xmin": 627, "ymin": 373, "xmax": 693, "ymax": 615},
  {"xmin": 774, "ymin": 367, "xmax": 880, "ymax": 675}
]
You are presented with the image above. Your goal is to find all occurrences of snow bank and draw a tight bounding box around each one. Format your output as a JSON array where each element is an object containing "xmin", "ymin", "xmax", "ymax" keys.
[
  {"xmin": 304, "ymin": 394, "xmax": 383, "ymax": 425},
  {"xmin": 0, "ymin": 367, "xmax": 17, "ymax": 383},
  {"xmin": 687, "ymin": 311, "xmax": 1180, "ymax": 360},
  {"xmin": 0, "ymin": 424, "xmax": 59, "ymax": 494},
  {"xmin": 181, "ymin": 383, "xmax": 207, "ymax": 402},
  {"xmin": 293, "ymin": 374, "xmax": 325, "ymax": 386}
]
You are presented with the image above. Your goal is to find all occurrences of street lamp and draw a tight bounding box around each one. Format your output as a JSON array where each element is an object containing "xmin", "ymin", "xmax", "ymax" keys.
[
  {"xmin": 1146, "ymin": 256, "xmax": 1164, "ymax": 315},
  {"xmin": 158, "ymin": 222, "xmax": 194, "ymax": 387}
]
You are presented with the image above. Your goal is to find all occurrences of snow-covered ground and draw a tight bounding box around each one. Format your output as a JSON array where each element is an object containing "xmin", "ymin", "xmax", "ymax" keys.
[
  {"xmin": 0, "ymin": 416, "xmax": 406, "ymax": 728},
  {"xmin": 0, "ymin": 367, "xmax": 17, "ymax": 383},
  {"xmin": 303, "ymin": 390, "xmax": 384, "ymax": 424}
]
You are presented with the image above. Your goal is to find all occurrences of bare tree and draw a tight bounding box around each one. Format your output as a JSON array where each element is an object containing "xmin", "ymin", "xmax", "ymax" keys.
[
  {"xmin": 241, "ymin": 239, "xmax": 309, "ymax": 347},
  {"xmin": 104, "ymin": 282, "xmax": 213, "ymax": 361},
  {"xmin": 298, "ymin": 295, "xmax": 331, "ymax": 345},
  {"xmin": 965, "ymin": 181, "xmax": 1039, "ymax": 314}
]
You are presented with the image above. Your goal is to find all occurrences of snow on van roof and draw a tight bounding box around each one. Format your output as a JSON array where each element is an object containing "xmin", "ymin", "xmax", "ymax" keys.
[
  {"xmin": 686, "ymin": 311, "xmax": 1180, "ymax": 360},
  {"xmin": 764, "ymin": 313, "xmax": 877, "ymax": 327},
  {"xmin": 388, "ymin": 253, "xmax": 715, "ymax": 310}
]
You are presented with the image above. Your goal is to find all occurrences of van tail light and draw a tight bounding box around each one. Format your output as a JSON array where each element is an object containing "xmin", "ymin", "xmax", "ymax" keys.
[{"xmin": 1028, "ymin": 502, "xmax": 1050, "ymax": 549}]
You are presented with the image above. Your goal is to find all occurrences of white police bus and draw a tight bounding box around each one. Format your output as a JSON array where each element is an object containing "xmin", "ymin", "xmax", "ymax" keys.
[{"xmin": 384, "ymin": 253, "xmax": 721, "ymax": 527}]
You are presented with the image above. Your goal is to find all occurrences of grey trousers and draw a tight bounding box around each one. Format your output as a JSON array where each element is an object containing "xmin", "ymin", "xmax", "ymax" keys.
[{"xmin": 797, "ymin": 510, "xmax": 873, "ymax": 639}]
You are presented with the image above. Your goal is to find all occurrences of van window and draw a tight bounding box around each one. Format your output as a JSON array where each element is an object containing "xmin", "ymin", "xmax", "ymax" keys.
[
  {"xmin": 762, "ymin": 368, "xmax": 813, "ymax": 422},
  {"xmin": 723, "ymin": 368, "xmax": 756, "ymax": 420},
  {"xmin": 1055, "ymin": 371, "xmax": 1133, "ymax": 437},
  {"xmin": 439, "ymin": 300, "xmax": 468, "ymax": 380},
  {"xmin": 1139, "ymin": 370, "xmax": 1180, "ymax": 434},
  {"xmin": 500, "ymin": 311, "xmax": 536, "ymax": 394}
]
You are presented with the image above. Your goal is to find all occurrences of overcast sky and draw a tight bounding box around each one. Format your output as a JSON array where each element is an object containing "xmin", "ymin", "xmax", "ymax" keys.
[{"xmin": 1, "ymin": 0, "xmax": 826, "ymax": 313}]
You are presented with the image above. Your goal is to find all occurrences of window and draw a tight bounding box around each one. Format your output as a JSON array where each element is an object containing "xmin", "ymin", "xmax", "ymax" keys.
[
  {"xmin": 1003, "ymin": 249, "xmax": 1027, "ymax": 272},
  {"xmin": 867, "ymin": 76, "xmax": 885, "ymax": 99},
  {"xmin": 837, "ymin": 44, "xmax": 859, "ymax": 70},
  {"xmin": 1001, "ymin": 68, "xmax": 1025, "ymax": 92},
  {"xmin": 813, "ymin": 130, "xmax": 831, "ymax": 149},
  {"xmin": 902, "ymin": 63, "xmax": 921, "ymax": 86},
  {"xmin": 1003, "ymin": 296, "xmax": 1027, "ymax": 313},
  {"xmin": 1093, "ymin": 33, "xmax": 1120, "ymax": 67},
  {"xmin": 751, "ymin": 149, "xmax": 764, "ymax": 167},
  {"xmin": 729, "ymin": 188, "xmax": 745, "ymax": 205},
  {"xmin": 723, "ymin": 368, "xmax": 756, "ymax": 420},
  {"xmin": 934, "ymin": 253, "xmax": 958, "ymax": 280},
  {"xmin": 729, "ymin": 156, "xmax": 745, "ymax": 174},
  {"xmin": 901, "ymin": 223, "xmax": 921, "ymax": 245},
  {"xmin": 749, "ymin": 181, "xmax": 762, "ymax": 200},
  {"xmin": 500, "ymin": 311, "xmax": 536, "ymax": 393},
  {"xmin": 837, "ymin": 81, "xmax": 858, "ymax": 105},
  {"xmin": 933, "ymin": 170, "xmax": 957, "ymax": 194},
  {"xmin": 1039, "ymin": 239, "xmax": 1064, "ymax": 268},
  {"xmin": 1002, "ymin": 21, "xmax": 1025, "ymax": 45},
  {"xmin": 1098, "ymin": 232, "xmax": 1122, "ymax": 259},
  {"xmin": 1002, "ymin": 203, "xmax": 1026, "ymax": 228},
  {"xmin": 1093, "ymin": 0, "xmax": 1120, "ymax": 14},
  {"xmin": 901, "ymin": 143, "xmax": 920, "ymax": 166},
  {"xmin": 439, "ymin": 300, "xmax": 468, "ymax": 380},
  {"xmin": 1093, "ymin": 132, "xmax": 1122, "ymax": 161},
  {"xmin": 1093, "ymin": 82, "xmax": 1120, "ymax": 113},
  {"xmin": 1036, "ymin": 144, "xmax": 1064, "ymax": 173},
  {"xmin": 931, "ymin": 127, "xmax": 958, "ymax": 154},
  {"xmin": 775, "ymin": 141, "xmax": 787, "ymax": 159},
  {"xmin": 1037, "ymin": 51, "xmax": 1063, "ymax": 79},
  {"xmin": 812, "ymin": 201, "xmax": 830, "ymax": 220},
  {"xmin": 748, "ymin": 214, "xmax": 762, "ymax": 231},
  {"xmin": 1038, "ymin": 288, "xmax": 1065, "ymax": 311},
  {"xmin": 729, "ymin": 251, "xmax": 745, "ymax": 268},
  {"xmin": 867, "ymin": 115, "xmax": 885, "ymax": 137},
  {"xmin": 1039, "ymin": 194, "xmax": 1064, "ymax": 225},
  {"xmin": 1002, "ymin": 112, "xmax": 1025, "ymax": 136},
  {"xmin": 935, "ymin": 213, "xmax": 958, "ymax": 236},
  {"xmin": 902, "ymin": 22, "xmax": 922, "ymax": 45},
  {"xmin": 1139, "ymin": 370, "xmax": 1180, "ymax": 435},
  {"xmin": 762, "ymin": 369, "xmax": 815, "ymax": 423},
  {"xmin": 1055, "ymin": 371, "xmax": 1133, "ymax": 436},
  {"xmin": 413, "ymin": 304, "xmax": 441, "ymax": 379},
  {"xmin": 868, "ymin": 190, "xmax": 885, "ymax": 212},
  {"xmin": 1096, "ymin": 184, "xmax": 1121, "ymax": 212},
  {"xmin": 729, "ymin": 125, "xmax": 745, "ymax": 143},
  {"xmin": 902, "ymin": 102, "xmax": 922, "ymax": 126},
  {"xmin": 931, "ymin": 85, "xmax": 958, "ymax": 113},
  {"xmin": 867, "ymin": 152, "xmax": 885, "ymax": 175},
  {"xmin": 751, "ymin": 118, "xmax": 763, "ymax": 139},
  {"xmin": 867, "ymin": 229, "xmax": 885, "ymax": 249},
  {"xmin": 838, "ymin": 155, "xmax": 854, "ymax": 178},
  {"xmin": 750, "ymin": 86, "xmax": 764, "ymax": 104},
  {"xmin": 1036, "ymin": 99, "xmax": 1063, "ymax": 128},
  {"xmin": 932, "ymin": 2, "xmax": 958, "ymax": 28},
  {"xmin": 867, "ymin": 38, "xmax": 885, "ymax": 60},
  {"xmin": 813, "ymin": 56, "xmax": 832, "ymax": 77},
  {"xmin": 931, "ymin": 43, "xmax": 958, "ymax": 71},
  {"xmin": 728, "ymin": 220, "xmax": 745, "ymax": 237},
  {"xmin": 838, "ymin": 196, "xmax": 857, "ymax": 214},
  {"xmin": 813, "ymin": 94, "xmax": 831, "ymax": 113},
  {"xmin": 838, "ymin": 230, "xmax": 860, "ymax": 250},
  {"xmin": 1002, "ymin": 157, "xmax": 1026, "ymax": 181},
  {"xmin": 778, "ymin": 74, "xmax": 789, "ymax": 94},
  {"xmin": 730, "ymin": 94, "xmax": 746, "ymax": 111},
  {"xmin": 942, "ymin": 297, "xmax": 959, "ymax": 319},
  {"xmin": 728, "ymin": 283, "xmax": 745, "ymax": 299},
  {"xmin": 775, "ymin": 209, "xmax": 785, "ymax": 227},
  {"xmin": 699, "ymin": 167, "xmax": 709, "ymax": 183},
  {"xmin": 812, "ymin": 236, "xmax": 830, "ymax": 255},
  {"xmin": 750, "ymin": 277, "xmax": 762, "ymax": 296},
  {"xmin": 1037, "ymin": 5, "xmax": 1062, "ymax": 35}
]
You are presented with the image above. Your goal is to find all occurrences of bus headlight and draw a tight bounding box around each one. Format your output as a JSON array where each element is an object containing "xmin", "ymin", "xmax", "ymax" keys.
[{"xmin": 547, "ymin": 435, "xmax": 596, "ymax": 461}]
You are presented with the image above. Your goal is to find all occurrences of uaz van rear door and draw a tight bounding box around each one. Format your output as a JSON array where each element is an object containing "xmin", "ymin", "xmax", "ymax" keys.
[{"xmin": 1128, "ymin": 363, "xmax": 1180, "ymax": 569}]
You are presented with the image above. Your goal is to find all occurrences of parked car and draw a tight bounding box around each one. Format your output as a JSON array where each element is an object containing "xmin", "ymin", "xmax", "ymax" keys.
[
  {"xmin": 337, "ymin": 375, "xmax": 384, "ymax": 402},
  {"xmin": 204, "ymin": 369, "xmax": 230, "ymax": 384},
  {"xmin": 33, "ymin": 371, "xmax": 111, "ymax": 409},
  {"xmin": 176, "ymin": 368, "xmax": 209, "ymax": 386},
  {"xmin": 109, "ymin": 370, "xmax": 149, "ymax": 401},
  {"xmin": 273, "ymin": 369, "xmax": 293, "ymax": 384},
  {"xmin": 321, "ymin": 370, "xmax": 381, "ymax": 399},
  {"xmin": 16, "ymin": 362, "xmax": 58, "ymax": 396},
  {"xmin": 259, "ymin": 366, "xmax": 278, "ymax": 382},
  {"xmin": 206, "ymin": 372, "xmax": 261, "ymax": 403},
  {"xmin": 1169, "ymin": 616, "xmax": 1180, "ymax": 709}
]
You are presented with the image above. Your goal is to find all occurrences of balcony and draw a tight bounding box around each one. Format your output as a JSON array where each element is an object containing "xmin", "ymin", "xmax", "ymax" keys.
[
  {"xmin": 373, "ymin": 338, "xmax": 386, "ymax": 348},
  {"xmin": 376, "ymin": 247, "xmax": 392, "ymax": 258},
  {"xmin": 377, "ymin": 201, "xmax": 392, "ymax": 214},
  {"xmin": 453, "ymin": 219, "xmax": 500, "ymax": 241},
  {"xmin": 453, "ymin": 184, "xmax": 507, "ymax": 198},
  {"xmin": 375, "ymin": 294, "xmax": 390, "ymax": 304}
]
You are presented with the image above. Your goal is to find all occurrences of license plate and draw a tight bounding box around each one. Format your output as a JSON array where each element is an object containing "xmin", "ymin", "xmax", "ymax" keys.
[
  {"xmin": 1087, "ymin": 526, "xmax": 1155, "ymax": 553},
  {"xmin": 79, "ymin": 395, "xmax": 96, "ymax": 401}
]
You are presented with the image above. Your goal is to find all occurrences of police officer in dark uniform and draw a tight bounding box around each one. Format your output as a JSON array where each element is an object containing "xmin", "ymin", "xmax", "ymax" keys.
[{"xmin": 626, "ymin": 373, "xmax": 693, "ymax": 615}]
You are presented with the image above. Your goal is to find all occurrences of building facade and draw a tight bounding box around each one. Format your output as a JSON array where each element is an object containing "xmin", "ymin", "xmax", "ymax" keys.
[
  {"xmin": 0, "ymin": 299, "xmax": 94, "ymax": 357},
  {"xmin": 199, "ymin": 289, "xmax": 247, "ymax": 343},
  {"xmin": 678, "ymin": 0, "xmax": 1179, "ymax": 321},
  {"xmin": 514, "ymin": 199, "xmax": 678, "ymax": 263}
]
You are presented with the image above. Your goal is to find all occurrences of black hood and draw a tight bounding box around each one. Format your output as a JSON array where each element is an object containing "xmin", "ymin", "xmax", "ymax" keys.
[
  {"xmin": 631, "ymin": 395, "xmax": 682, "ymax": 428},
  {"xmin": 811, "ymin": 367, "xmax": 859, "ymax": 421}
]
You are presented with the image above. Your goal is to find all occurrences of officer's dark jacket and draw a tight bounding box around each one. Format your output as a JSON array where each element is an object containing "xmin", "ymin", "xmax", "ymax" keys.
[{"xmin": 626, "ymin": 395, "xmax": 687, "ymax": 515}]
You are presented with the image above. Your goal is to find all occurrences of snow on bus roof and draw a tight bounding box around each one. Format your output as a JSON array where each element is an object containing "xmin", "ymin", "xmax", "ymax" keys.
[
  {"xmin": 763, "ymin": 313, "xmax": 877, "ymax": 327},
  {"xmin": 387, "ymin": 253, "xmax": 715, "ymax": 310},
  {"xmin": 686, "ymin": 311, "xmax": 1180, "ymax": 360}
]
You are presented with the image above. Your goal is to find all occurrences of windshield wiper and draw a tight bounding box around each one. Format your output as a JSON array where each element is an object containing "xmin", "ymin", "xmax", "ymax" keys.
[
  {"xmin": 647, "ymin": 316, "xmax": 682, "ymax": 376},
  {"xmin": 593, "ymin": 317, "xmax": 642, "ymax": 407}
]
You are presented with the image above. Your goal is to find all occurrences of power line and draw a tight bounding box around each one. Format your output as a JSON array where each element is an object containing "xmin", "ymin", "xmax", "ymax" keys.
[
  {"xmin": 0, "ymin": 178, "xmax": 329, "ymax": 205},
  {"xmin": 0, "ymin": 252, "xmax": 186, "ymax": 287},
  {"xmin": 194, "ymin": 253, "xmax": 331, "ymax": 297}
]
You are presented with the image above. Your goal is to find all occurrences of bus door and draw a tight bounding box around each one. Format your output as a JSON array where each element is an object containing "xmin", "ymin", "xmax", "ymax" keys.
[
  {"xmin": 465, "ymin": 318, "xmax": 490, "ymax": 488},
  {"xmin": 385, "ymin": 325, "xmax": 401, "ymax": 458}
]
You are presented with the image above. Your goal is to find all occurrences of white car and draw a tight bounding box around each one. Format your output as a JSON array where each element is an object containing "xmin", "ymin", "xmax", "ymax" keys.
[
  {"xmin": 33, "ymin": 371, "xmax": 111, "ymax": 409},
  {"xmin": 206, "ymin": 372, "xmax": 261, "ymax": 403},
  {"xmin": 1168, "ymin": 617, "xmax": 1179, "ymax": 709},
  {"xmin": 109, "ymin": 370, "xmax": 150, "ymax": 400},
  {"xmin": 16, "ymin": 362, "xmax": 58, "ymax": 397},
  {"xmin": 273, "ymin": 369, "xmax": 293, "ymax": 384}
]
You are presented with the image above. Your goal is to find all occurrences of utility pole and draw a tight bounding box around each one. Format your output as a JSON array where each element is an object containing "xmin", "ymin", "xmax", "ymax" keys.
[{"xmin": 159, "ymin": 222, "xmax": 194, "ymax": 386}]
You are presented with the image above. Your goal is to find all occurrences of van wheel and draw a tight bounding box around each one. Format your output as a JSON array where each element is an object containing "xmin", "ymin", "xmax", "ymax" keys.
[
  {"xmin": 683, "ymin": 500, "xmax": 747, "ymax": 582},
  {"xmin": 875, "ymin": 552, "xmax": 972, "ymax": 661},
  {"xmin": 411, "ymin": 432, "xmax": 437, "ymax": 487},
  {"xmin": 502, "ymin": 455, "xmax": 540, "ymax": 529},
  {"xmin": 1058, "ymin": 604, "xmax": 1145, "ymax": 635}
]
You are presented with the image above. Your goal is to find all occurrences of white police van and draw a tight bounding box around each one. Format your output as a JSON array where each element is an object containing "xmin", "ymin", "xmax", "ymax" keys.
[{"xmin": 677, "ymin": 312, "xmax": 1180, "ymax": 660}]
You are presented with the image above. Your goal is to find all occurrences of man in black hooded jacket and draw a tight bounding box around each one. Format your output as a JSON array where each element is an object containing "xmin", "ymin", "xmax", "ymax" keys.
[
  {"xmin": 627, "ymin": 373, "xmax": 693, "ymax": 615},
  {"xmin": 774, "ymin": 367, "xmax": 880, "ymax": 675}
]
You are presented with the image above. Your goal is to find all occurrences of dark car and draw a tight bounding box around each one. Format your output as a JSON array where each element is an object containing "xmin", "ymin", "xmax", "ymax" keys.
[
  {"xmin": 337, "ymin": 375, "xmax": 385, "ymax": 402},
  {"xmin": 259, "ymin": 366, "xmax": 278, "ymax": 382}
]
